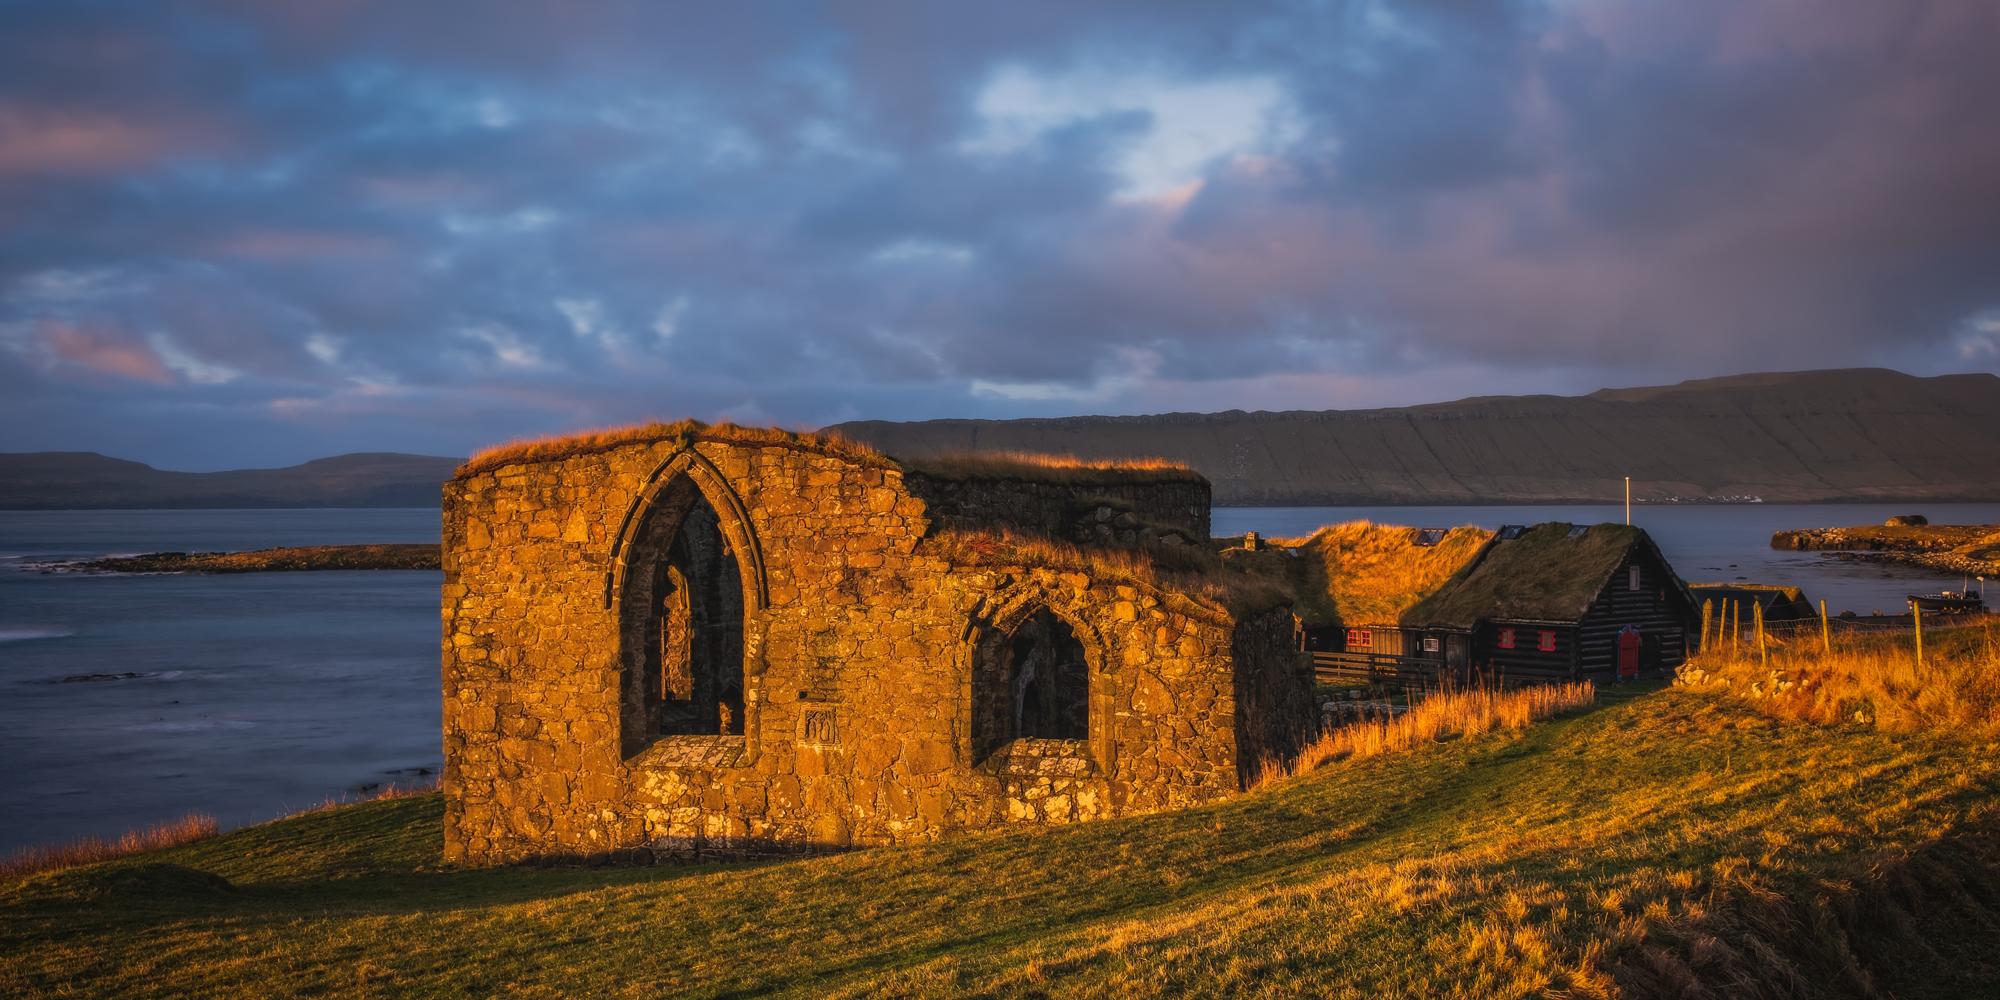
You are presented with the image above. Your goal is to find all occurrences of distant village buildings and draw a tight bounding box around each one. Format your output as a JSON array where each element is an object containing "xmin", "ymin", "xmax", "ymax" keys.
[{"xmin": 1292, "ymin": 522, "xmax": 1699, "ymax": 684}]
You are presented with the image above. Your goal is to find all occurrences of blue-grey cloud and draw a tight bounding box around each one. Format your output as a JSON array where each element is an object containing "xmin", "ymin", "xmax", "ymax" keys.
[{"xmin": 0, "ymin": 0, "xmax": 1995, "ymax": 467}]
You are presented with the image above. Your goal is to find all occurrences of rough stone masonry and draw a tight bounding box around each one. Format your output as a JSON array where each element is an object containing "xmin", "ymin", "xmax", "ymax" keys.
[{"xmin": 441, "ymin": 425, "xmax": 1315, "ymax": 864}]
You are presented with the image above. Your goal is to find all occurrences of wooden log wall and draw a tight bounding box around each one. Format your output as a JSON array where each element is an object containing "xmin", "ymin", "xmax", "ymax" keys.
[{"xmin": 1574, "ymin": 547, "xmax": 1695, "ymax": 679}]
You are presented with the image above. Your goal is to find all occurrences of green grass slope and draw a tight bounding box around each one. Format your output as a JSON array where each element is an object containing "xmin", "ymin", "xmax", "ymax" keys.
[{"xmin": 6, "ymin": 688, "xmax": 2000, "ymax": 998}]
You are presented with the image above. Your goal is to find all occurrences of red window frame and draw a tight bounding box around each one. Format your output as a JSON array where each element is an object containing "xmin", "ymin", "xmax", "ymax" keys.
[
  {"xmin": 1346, "ymin": 628, "xmax": 1373, "ymax": 650},
  {"xmin": 1538, "ymin": 629, "xmax": 1557, "ymax": 652},
  {"xmin": 1497, "ymin": 628, "xmax": 1516, "ymax": 650}
]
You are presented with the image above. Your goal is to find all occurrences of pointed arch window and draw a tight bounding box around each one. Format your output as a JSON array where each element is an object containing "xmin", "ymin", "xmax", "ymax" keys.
[{"xmin": 619, "ymin": 476, "xmax": 746, "ymax": 756}]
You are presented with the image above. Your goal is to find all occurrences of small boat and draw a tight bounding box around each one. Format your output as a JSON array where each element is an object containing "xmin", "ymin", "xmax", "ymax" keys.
[{"xmin": 1907, "ymin": 590, "xmax": 1986, "ymax": 615}]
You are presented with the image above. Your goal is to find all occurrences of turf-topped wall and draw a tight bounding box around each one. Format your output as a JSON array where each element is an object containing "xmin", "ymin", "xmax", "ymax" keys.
[
  {"xmin": 441, "ymin": 428, "xmax": 1311, "ymax": 864},
  {"xmin": 901, "ymin": 472, "xmax": 1211, "ymax": 544}
]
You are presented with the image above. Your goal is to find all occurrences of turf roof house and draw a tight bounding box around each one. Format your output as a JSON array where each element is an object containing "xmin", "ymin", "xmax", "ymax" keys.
[
  {"xmin": 1295, "ymin": 522, "xmax": 1699, "ymax": 683},
  {"xmin": 440, "ymin": 423, "xmax": 1314, "ymax": 865},
  {"xmin": 1290, "ymin": 522, "xmax": 1495, "ymax": 675},
  {"xmin": 1403, "ymin": 523, "xmax": 1701, "ymax": 682}
]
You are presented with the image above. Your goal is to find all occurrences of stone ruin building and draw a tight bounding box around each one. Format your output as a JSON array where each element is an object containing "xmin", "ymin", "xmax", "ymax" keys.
[{"xmin": 441, "ymin": 422, "xmax": 1315, "ymax": 865}]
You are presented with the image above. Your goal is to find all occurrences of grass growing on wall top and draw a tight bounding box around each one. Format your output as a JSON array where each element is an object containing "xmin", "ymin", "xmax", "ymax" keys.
[
  {"xmin": 457, "ymin": 420, "xmax": 1202, "ymax": 486},
  {"xmin": 455, "ymin": 420, "xmax": 891, "ymax": 478},
  {"xmin": 7, "ymin": 684, "xmax": 2000, "ymax": 998},
  {"xmin": 901, "ymin": 449, "xmax": 1202, "ymax": 484}
]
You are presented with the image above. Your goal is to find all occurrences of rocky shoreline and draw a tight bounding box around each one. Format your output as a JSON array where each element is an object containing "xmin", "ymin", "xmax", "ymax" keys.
[
  {"xmin": 32, "ymin": 543, "xmax": 440, "ymax": 574},
  {"xmin": 1771, "ymin": 522, "xmax": 2000, "ymax": 578}
]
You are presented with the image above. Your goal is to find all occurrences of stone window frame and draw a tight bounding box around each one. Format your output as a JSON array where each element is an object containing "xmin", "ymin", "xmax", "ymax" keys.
[
  {"xmin": 607, "ymin": 445, "xmax": 770, "ymax": 767},
  {"xmin": 960, "ymin": 584, "xmax": 1116, "ymax": 776}
]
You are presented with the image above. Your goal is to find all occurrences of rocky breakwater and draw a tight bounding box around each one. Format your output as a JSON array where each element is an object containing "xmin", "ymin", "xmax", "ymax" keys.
[
  {"xmin": 1771, "ymin": 521, "xmax": 2000, "ymax": 578},
  {"xmin": 34, "ymin": 543, "xmax": 440, "ymax": 574}
]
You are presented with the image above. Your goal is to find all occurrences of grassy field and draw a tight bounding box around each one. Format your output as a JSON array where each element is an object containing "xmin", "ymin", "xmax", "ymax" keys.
[{"xmin": 6, "ymin": 680, "xmax": 2000, "ymax": 998}]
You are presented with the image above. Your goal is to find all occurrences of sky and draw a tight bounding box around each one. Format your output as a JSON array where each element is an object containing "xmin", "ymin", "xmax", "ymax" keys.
[{"xmin": 2, "ymin": 1, "xmax": 1997, "ymax": 469}]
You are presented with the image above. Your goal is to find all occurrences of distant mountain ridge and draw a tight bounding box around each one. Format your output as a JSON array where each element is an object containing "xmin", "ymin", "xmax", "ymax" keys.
[
  {"xmin": 0, "ymin": 451, "xmax": 461, "ymax": 509},
  {"xmin": 8, "ymin": 369, "xmax": 1996, "ymax": 509},
  {"xmin": 828, "ymin": 369, "xmax": 2000, "ymax": 505}
]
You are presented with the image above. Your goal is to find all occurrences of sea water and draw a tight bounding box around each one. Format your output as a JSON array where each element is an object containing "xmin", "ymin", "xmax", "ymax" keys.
[
  {"xmin": 0, "ymin": 509, "xmax": 441, "ymax": 853},
  {"xmin": 2, "ymin": 503, "xmax": 1995, "ymax": 853}
]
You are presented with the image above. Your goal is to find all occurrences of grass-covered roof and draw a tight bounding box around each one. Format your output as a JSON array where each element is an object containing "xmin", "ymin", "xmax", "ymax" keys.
[
  {"xmin": 1403, "ymin": 523, "xmax": 1647, "ymax": 629},
  {"xmin": 1277, "ymin": 522, "xmax": 1494, "ymax": 627},
  {"xmin": 456, "ymin": 420, "xmax": 1199, "ymax": 486}
]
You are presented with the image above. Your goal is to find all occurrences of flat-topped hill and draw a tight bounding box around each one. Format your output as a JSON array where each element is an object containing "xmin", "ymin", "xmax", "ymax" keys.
[
  {"xmin": 830, "ymin": 368, "xmax": 2000, "ymax": 505},
  {"xmin": 0, "ymin": 451, "xmax": 461, "ymax": 509},
  {"xmin": 6, "ymin": 684, "xmax": 1997, "ymax": 997}
]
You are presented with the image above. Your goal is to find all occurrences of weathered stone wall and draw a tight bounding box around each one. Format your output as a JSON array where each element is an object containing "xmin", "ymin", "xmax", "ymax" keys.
[
  {"xmin": 903, "ymin": 473, "xmax": 1211, "ymax": 544},
  {"xmin": 442, "ymin": 435, "xmax": 1298, "ymax": 865},
  {"xmin": 1229, "ymin": 607, "xmax": 1317, "ymax": 785}
]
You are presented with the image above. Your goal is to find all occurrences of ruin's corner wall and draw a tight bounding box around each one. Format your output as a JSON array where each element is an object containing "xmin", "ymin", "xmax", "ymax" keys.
[{"xmin": 441, "ymin": 435, "xmax": 1301, "ymax": 866}]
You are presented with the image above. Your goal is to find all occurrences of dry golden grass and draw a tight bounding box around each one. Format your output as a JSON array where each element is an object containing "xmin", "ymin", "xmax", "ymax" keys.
[
  {"xmin": 1258, "ymin": 681, "xmax": 1597, "ymax": 787},
  {"xmin": 1280, "ymin": 521, "xmax": 1493, "ymax": 625},
  {"xmin": 0, "ymin": 813, "xmax": 217, "ymax": 880},
  {"xmin": 1, "ymin": 779, "xmax": 437, "ymax": 884},
  {"xmin": 1678, "ymin": 620, "xmax": 2000, "ymax": 736},
  {"xmin": 903, "ymin": 449, "xmax": 1201, "ymax": 483},
  {"xmin": 9, "ymin": 689, "xmax": 2000, "ymax": 997},
  {"xmin": 456, "ymin": 419, "xmax": 886, "ymax": 478},
  {"xmin": 920, "ymin": 529, "xmax": 1290, "ymax": 615}
]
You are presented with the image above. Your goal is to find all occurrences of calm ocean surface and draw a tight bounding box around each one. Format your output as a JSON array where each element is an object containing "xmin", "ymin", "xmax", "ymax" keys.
[{"xmin": 2, "ymin": 502, "xmax": 1995, "ymax": 852}]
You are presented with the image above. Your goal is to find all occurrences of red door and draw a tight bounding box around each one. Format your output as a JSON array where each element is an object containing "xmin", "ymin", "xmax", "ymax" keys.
[{"xmin": 1617, "ymin": 625, "xmax": 1642, "ymax": 681}]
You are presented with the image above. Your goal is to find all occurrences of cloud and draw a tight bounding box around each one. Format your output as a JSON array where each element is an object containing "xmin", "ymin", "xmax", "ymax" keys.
[
  {"xmin": 0, "ymin": 103, "xmax": 206, "ymax": 176},
  {"xmin": 35, "ymin": 322, "xmax": 175, "ymax": 384},
  {"xmin": 0, "ymin": 0, "xmax": 1993, "ymax": 467},
  {"xmin": 961, "ymin": 64, "xmax": 1299, "ymax": 198}
]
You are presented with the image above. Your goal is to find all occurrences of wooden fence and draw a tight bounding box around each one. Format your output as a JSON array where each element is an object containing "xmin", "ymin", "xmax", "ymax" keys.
[{"xmin": 1311, "ymin": 651, "xmax": 1451, "ymax": 688}]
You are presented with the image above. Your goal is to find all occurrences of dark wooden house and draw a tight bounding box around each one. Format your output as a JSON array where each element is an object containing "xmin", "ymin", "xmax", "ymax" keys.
[
  {"xmin": 1403, "ymin": 523, "xmax": 1699, "ymax": 684},
  {"xmin": 1687, "ymin": 583, "xmax": 1816, "ymax": 628}
]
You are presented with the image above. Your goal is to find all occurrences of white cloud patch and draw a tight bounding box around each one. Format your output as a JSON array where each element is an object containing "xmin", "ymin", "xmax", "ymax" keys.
[
  {"xmin": 970, "ymin": 348, "xmax": 1160, "ymax": 402},
  {"xmin": 652, "ymin": 295, "xmax": 690, "ymax": 343},
  {"xmin": 442, "ymin": 207, "xmax": 559, "ymax": 236},
  {"xmin": 869, "ymin": 238, "xmax": 976, "ymax": 266},
  {"xmin": 1957, "ymin": 313, "xmax": 2000, "ymax": 361},
  {"xmin": 458, "ymin": 323, "xmax": 547, "ymax": 370},
  {"xmin": 304, "ymin": 332, "xmax": 343, "ymax": 365},
  {"xmin": 961, "ymin": 65, "xmax": 1301, "ymax": 198},
  {"xmin": 147, "ymin": 332, "xmax": 241, "ymax": 384},
  {"xmin": 473, "ymin": 96, "xmax": 516, "ymax": 129}
]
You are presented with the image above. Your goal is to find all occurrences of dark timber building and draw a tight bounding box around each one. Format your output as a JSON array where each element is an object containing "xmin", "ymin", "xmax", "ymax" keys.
[{"xmin": 1403, "ymin": 523, "xmax": 1699, "ymax": 683}]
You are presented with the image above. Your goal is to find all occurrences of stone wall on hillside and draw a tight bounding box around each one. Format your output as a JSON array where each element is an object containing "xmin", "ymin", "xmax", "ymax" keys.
[{"xmin": 441, "ymin": 434, "xmax": 1309, "ymax": 865}]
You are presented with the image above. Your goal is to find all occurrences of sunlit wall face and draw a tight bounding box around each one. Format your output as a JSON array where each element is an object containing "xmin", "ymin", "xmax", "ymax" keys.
[{"xmin": 1, "ymin": 1, "xmax": 1995, "ymax": 467}]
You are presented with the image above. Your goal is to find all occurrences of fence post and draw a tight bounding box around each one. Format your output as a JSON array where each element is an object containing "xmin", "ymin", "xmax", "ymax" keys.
[
  {"xmin": 1819, "ymin": 598, "xmax": 1830, "ymax": 655},
  {"xmin": 1913, "ymin": 601, "xmax": 1924, "ymax": 670},
  {"xmin": 1754, "ymin": 600, "xmax": 1767, "ymax": 671},
  {"xmin": 1731, "ymin": 601, "xmax": 1740, "ymax": 654},
  {"xmin": 1701, "ymin": 600, "xmax": 1714, "ymax": 654}
]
